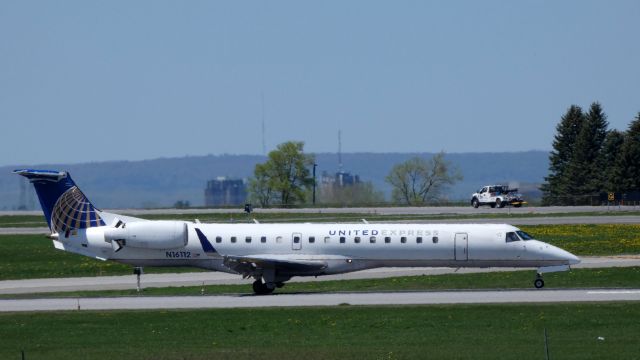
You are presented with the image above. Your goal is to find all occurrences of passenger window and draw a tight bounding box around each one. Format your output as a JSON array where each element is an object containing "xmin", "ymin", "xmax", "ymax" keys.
[
  {"xmin": 416, "ymin": 236, "xmax": 422, "ymax": 244},
  {"xmin": 370, "ymin": 236, "xmax": 376, "ymax": 243},
  {"xmin": 340, "ymin": 236, "xmax": 346, "ymax": 244},
  {"xmin": 401, "ymin": 237, "xmax": 407, "ymax": 244},
  {"xmin": 245, "ymin": 236, "xmax": 251, "ymax": 243},
  {"xmin": 294, "ymin": 236, "xmax": 300, "ymax": 244},
  {"xmin": 432, "ymin": 236, "xmax": 438, "ymax": 244},
  {"xmin": 354, "ymin": 236, "xmax": 361, "ymax": 243},
  {"xmin": 215, "ymin": 236, "xmax": 222, "ymax": 243},
  {"xmin": 385, "ymin": 236, "xmax": 391, "ymax": 243},
  {"xmin": 324, "ymin": 236, "xmax": 331, "ymax": 243},
  {"xmin": 505, "ymin": 232, "xmax": 520, "ymax": 243},
  {"xmin": 309, "ymin": 236, "xmax": 315, "ymax": 243},
  {"xmin": 231, "ymin": 236, "xmax": 237, "ymax": 243},
  {"xmin": 276, "ymin": 236, "xmax": 283, "ymax": 244},
  {"xmin": 261, "ymin": 236, "xmax": 267, "ymax": 243}
]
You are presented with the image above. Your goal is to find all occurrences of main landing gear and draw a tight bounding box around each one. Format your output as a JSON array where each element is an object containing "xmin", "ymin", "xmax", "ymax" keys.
[
  {"xmin": 252, "ymin": 279, "xmax": 285, "ymax": 295},
  {"xmin": 252, "ymin": 279, "xmax": 274, "ymax": 295},
  {"xmin": 534, "ymin": 273, "xmax": 545, "ymax": 289}
]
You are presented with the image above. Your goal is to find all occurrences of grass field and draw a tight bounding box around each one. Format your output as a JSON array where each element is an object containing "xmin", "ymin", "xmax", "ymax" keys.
[
  {"xmin": 1, "ymin": 303, "xmax": 639, "ymax": 359},
  {"xmin": 2, "ymin": 266, "xmax": 639, "ymax": 299},
  {"xmin": 3, "ymin": 209, "xmax": 640, "ymax": 228},
  {"xmin": 1, "ymin": 223, "xmax": 639, "ymax": 281},
  {"xmin": 0, "ymin": 234, "xmax": 204, "ymax": 280},
  {"xmin": 520, "ymin": 224, "xmax": 640, "ymax": 255},
  {"xmin": 0, "ymin": 214, "xmax": 47, "ymax": 228}
]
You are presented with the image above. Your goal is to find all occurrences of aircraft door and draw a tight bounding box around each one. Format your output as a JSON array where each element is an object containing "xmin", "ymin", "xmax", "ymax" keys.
[
  {"xmin": 292, "ymin": 233, "xmax": 302, "ymax": 251},
  {"xmin": 455, "ymin": 233, "xmax": 468, "ymax": 261}
]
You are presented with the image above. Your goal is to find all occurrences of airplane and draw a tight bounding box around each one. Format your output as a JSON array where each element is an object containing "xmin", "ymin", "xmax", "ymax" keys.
[{"xmin": 15, "ymin": 169, "xmax": 580, "ymax": 295}]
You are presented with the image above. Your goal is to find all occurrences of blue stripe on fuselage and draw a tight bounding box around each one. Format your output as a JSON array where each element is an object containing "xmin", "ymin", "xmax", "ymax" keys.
[{"xmin": 195, "ymin": 228, "xmax": 217, "ymax": 254}]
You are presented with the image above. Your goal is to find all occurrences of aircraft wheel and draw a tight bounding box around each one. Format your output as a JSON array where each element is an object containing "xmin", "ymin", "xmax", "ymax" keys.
[
  {"xmin": 252, "ymin": 280, "xmax": 275, "ymax": 295},
  {"xmin": 534, "ymin": 278, "xmax": 545, "ymax": 289}
]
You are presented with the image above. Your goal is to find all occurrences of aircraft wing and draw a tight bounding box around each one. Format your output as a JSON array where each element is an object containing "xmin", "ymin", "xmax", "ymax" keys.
[{"xmin": 223, "ymin": 254, "xmax": 327, "ymax": 277}]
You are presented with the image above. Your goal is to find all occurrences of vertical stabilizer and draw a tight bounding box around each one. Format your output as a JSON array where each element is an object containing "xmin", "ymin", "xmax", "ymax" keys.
[{"xmin": 13, "ymin": 169, "xmax": 105, "ymax": 233}]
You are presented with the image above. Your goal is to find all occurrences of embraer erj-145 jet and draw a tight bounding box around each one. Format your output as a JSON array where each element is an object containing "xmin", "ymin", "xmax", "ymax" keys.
[{"xmin": 16, "ymin": 169, "xmax": 580, "ymax": 295}]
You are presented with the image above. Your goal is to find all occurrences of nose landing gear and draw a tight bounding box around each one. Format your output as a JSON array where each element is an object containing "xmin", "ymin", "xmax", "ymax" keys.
[{"xmin": 533, "ymin": 274, "xmax": 545, "ymax": 289}]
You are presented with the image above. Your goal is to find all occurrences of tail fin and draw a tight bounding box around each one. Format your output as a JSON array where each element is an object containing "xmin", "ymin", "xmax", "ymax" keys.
[{"xmin": 14, "ymin": 169, "xmax": 105, "ymax": 233}]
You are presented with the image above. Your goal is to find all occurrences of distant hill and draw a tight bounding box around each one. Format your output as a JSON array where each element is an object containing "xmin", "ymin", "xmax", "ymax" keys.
[{"xmin": 0, "ymin": 151, "xmax": 549, "ymax": 209}]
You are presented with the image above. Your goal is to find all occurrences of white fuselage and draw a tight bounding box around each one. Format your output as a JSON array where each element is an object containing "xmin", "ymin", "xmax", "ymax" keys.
[{"xmin": 65, "ymin": 219, "xmax": 578, "ymax": 279}]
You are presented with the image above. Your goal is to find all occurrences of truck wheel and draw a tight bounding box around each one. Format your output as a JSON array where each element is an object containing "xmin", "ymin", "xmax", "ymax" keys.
[
  {"xmin": 496, "ymin": 199, "xmax": 505, "ymax": 208},
  {"xmin": 472, "ymin": 198, "xmax": 480, "ymax": 208}
]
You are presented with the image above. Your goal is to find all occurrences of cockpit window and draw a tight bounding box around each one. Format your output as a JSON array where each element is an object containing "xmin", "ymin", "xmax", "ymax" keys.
[
  {"xmin": 516, "ymin": 231, "xmax": 534, "ymax": 240},
  {"xmin": 505, "ymin": 232, "xmax": 520, "ymax": 243}
]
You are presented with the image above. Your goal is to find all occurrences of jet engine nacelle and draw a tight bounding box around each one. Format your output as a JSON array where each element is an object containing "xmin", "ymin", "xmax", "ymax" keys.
[{"xmin": 104, "ymin": 221, "xmax": 188, "ymax": 250}]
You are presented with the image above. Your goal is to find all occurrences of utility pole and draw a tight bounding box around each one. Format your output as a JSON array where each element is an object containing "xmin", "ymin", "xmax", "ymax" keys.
[
  {"xmin": 312, "ymin": 163, "xmax": 317, "ymax": 205},
  {"xmin": 338, "ymin": 130, "xmax": 343, "ymax": 172},
  {"xmin": 261, "ymin": 92, "xmax": 266, "ymax": 156}
]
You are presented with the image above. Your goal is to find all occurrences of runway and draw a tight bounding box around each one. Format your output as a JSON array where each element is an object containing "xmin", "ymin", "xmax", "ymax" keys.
[
  {"xmin": 1, "ymin": 256, "xmax": 638, "ymax": 295},
  {"xmin": 1, "ymin": 288, "xmax": 639, "ymax": 312}
]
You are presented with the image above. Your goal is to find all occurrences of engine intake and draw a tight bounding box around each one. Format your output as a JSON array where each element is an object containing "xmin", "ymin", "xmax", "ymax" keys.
[{"xmin": 104, "ymin": 221, "xmax": 188, "ymax": 250}]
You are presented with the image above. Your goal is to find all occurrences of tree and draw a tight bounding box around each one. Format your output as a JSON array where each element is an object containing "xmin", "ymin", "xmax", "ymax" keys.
[
  {"xmin": 541, "ymin": 105, "xmax": 584, "ymax": 205},
  {"xmin": 597, "ymin": 129, "xmax": 625, "ymax": 193},
  {"xmin": 248, "ymin": 163, "xmax": 274, "ymax": 207},
  {"xmin": 615, "ymin": 112, "xmax": 640, "ymax": 193},
  {"xmin": 385, "ymin": 152, "xmax": 462, "ymax": 205},
  {"xmin": 565, "ymin": 102, "xmax": 609, "ymax": 199},
  {"xmin": 248, "ymin": 141, "xmax": 315, "ymax": 207},
  {"xmin": 319, "ymin": 181, "xmax": 385, "ymax": 206}
]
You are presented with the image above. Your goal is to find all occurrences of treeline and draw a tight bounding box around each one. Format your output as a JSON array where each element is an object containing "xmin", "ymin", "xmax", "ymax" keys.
[
  {"xmin": 541, "ymin": 103, "xmax": 640, "ymax": 205},
  {"xmin": 248, "ymin": 141, "xmax": 462, "ymax": 207}
]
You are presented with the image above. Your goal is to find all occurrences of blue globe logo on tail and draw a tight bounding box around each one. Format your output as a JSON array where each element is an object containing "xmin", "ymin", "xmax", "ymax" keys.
[{"xmin": 50, "ymin": 186, "xmax": 105, "ymax": 233}]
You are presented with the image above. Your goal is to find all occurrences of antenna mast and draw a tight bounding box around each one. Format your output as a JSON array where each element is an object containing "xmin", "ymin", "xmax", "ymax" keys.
[
  {"xmin": 338, "ymin": 130, "xmax": 343, "ymax": 172},
  {"xmin": 261, "ymin": 92, "xmax": 266, "ymax": 156}
]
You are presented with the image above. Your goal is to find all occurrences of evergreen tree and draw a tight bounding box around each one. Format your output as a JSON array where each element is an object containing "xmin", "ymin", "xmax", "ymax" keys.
[
  {"xmin": 598, "ymin": 130, "xmax": 625, "ymax": 193},
  {"xmin": 565, "ymin": 102, "xmax": 609, "ymax": 201},
  {"xmin": 616, "ymin": 113, "xmax": 640, "ymax": 193},
  {"xmin": 541, "ymin": 105, "xmax": 584, "ymax": 205}
]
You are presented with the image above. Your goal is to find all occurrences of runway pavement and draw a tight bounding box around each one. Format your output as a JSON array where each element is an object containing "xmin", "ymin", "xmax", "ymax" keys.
[
  {"xmin": 1, "ymin": 288, "xmax": 639, "ymax": 312},
  {"xmin": 1, "ymin": 256, "xmax": 638, "ymax": 295}
]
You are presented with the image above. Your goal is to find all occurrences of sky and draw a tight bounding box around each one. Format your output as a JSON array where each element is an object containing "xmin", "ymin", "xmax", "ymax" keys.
[{"xmin": 1, "ymin": 1, "xmax": 639, "ymax": 166}]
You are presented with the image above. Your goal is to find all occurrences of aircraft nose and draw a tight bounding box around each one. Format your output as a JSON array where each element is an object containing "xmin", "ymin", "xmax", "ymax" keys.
[
  {"xmin": 568, "ymin": 253, "xmax": 581, "ymax": 265},
  {"xmin": 549, "ymin": 244, "xmax": 580, "ymax": 265}
]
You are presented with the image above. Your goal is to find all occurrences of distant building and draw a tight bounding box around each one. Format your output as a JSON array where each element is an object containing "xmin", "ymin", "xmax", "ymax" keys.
[
  {"xmin": 321, "ymin": 170, "xmax": 360, "ymax": 187},
  {"xmin": 204, "ymin": 177, "xmax": 247, "ymax": 207},
  {"xmin": 320, "ymin": 170, "xmax": 360, "ymax": 199}
]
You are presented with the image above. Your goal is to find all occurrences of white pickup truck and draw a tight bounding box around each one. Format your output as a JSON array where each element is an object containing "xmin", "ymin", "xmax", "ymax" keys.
[{"xmin": 471, "ymin": 185, "xmax": 525, "ymax": 208}]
